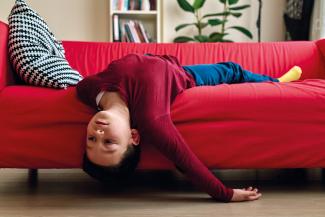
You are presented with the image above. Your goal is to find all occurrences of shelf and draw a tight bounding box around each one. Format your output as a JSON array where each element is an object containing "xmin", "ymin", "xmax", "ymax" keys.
[
  {"xmin": 112, "ymin": 10, "xmax": 158, "ymax": 15},
  {"xmin": 109, "ymin": 0, "xmax": 161, "ymax": 43}
]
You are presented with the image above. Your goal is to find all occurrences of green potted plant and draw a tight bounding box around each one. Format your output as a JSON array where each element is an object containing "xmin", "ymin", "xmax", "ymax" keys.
[{"xmin": 174, "ymin": 0, "xmax": 253, "ymax": 42}]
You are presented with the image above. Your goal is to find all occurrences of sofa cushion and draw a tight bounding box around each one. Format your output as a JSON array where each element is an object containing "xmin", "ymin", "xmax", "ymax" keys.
[{"xmin": 8, "ymin": 0, "xmax": 83, "ymax": 89}]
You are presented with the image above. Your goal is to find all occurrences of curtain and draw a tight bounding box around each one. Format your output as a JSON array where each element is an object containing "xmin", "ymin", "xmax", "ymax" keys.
[
  {"xmin": 284, "ymin": 0, "xmax": 315, "ymax": 40},
  {"xmin": 310, "ymin": 0, "xmax": 325, "ymax": 40}
]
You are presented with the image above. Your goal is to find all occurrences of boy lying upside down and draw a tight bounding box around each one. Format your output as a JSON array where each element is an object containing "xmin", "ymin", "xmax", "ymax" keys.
[{"xmin": 76, "ymin": 53, "xmax": 302, "ymax": 202}]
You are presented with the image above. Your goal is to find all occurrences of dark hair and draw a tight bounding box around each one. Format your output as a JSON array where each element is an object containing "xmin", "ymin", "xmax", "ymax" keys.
[{"xmin": 82, "ymin": 144, "xmax": 141, "ymax": 183}]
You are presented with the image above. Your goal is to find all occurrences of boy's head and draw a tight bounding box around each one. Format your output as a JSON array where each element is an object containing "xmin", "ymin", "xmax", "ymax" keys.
[{"xmin": 83, "ymin": 110, "xmax": 141, "ymax": 181}]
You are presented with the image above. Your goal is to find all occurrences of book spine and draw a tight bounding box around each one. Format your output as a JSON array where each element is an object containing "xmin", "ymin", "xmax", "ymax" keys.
[
  {"xmin": 138, "ymin": 22, "xmax": 150, "ymax": 43},
  {"xmin": 124, "ymin": 23, "xmax": 134, "ymax": 42},
  {"xmin": 134, "ymin": 21, "xmax": 145, "ymax": 43},
  {"xmin": 112, "ymin": 0, "xmax": 116, "ymax": 10},
  {"xmin": 113, "ymin": 14, "xmax": 120, "ymax": 42},
  {"xmin": 118, "ymin": 0, "xmax": 122, "ymax": 10},
  {"xmin": 137, "ymin": 0, "xmax": 142, "ymax": 10},
  {"xmin": 120, "ymin": 20, "xmax": 127, "ymax": 42},
  {"xmin": 141, "ymin": 0, "xmax": 151, "ymax": 10},
  {"xmin": 129, "ymin": 0, "xmax": 135, "ymax": 10},
  {"xmin": 150, "ymin": 0, "xmax": 156, "ymax": 11},
  {"xmin": 124, "ymin": 0, "xmax": 129, "ymax": 11},
  {"xmin": 129, "ymin": 21, "xmax": 141, "ymax": 43}
]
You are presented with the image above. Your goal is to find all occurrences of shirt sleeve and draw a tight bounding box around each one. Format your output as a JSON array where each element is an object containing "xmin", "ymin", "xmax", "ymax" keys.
[
  {"xmin": 76, "ymin": 73, "xmax": 103, "ymax": 109},
  {"xmin": 141, "ymin": 114, "xmax": 234, "ymax": 202}
]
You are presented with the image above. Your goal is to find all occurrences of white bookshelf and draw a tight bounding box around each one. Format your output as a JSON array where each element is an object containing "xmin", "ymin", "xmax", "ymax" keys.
[{"xmin": 108, "ymin": 0, "xmax": 162, "ymax": 43}]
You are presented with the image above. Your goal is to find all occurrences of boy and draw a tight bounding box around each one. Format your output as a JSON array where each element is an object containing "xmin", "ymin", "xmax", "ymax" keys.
[{"xmin": 77, "ymin": 53, "xmax": 302, "ymax": 202}]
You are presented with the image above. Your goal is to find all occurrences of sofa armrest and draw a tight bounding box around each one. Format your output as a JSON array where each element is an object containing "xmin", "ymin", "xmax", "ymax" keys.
[
  {"xmin": 316, "ymin": 39, "xmax": 325, "ymax": 60},
  {"xmin": 0, "ymin": 21, "xmax": 16, "ymax": 91},
  {"xmin": 0, "ymin": 58, "xmax": 15, "ymax": 91}
]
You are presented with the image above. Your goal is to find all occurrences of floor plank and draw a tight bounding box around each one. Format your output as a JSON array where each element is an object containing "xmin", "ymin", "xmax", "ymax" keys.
[{"xmin": 0, "ymin": 169, "xmax": 324, "ymax": 217}]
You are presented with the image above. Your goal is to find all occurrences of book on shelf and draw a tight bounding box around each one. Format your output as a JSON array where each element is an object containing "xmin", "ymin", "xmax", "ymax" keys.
[
  {"xmin": 124, "ymin": 22, "xmax": 134, "ymax": 42},
  {"xmin": 113, "ymin": 15, "xmax": 154, "ymax": 43},
  {"xmin": 113, "ymin": 0, "xmax": 157, "ymax": 11},
  {"xmin": 128, "ymin": 21, "xmax": 141, "ymax": 42},
  {"xmin": 137, "ymin": 22, "xmax": 150, "ymax": 43},
  {"xmin": 113, "ymin": 14, "xmax": 120, "ymax": 41}
]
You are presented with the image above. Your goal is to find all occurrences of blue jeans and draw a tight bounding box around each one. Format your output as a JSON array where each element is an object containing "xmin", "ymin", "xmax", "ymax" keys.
[{"xmin": 183, "ymin": 62, "xmax": 279, "ymax": 86}]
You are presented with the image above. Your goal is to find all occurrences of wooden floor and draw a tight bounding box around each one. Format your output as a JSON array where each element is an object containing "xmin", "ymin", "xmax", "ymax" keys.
[{"xmin": 0, "ymin": 169, "xmax": 324, "ymax": 217}]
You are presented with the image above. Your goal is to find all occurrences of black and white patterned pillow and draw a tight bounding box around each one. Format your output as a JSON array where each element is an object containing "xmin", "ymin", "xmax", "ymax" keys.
[{"xmin": 8, "ymin": 0, "xmax": 83, "ymax": 89}]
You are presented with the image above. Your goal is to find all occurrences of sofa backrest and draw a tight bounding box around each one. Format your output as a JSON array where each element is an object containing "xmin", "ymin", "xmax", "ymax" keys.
[
  {"xmin": 63, "ymin": 40, "xmax": 325, "ymax": 80},
  {"xmin": 1, "ymin": 20, "xmax": 325, "ymax": 86}
]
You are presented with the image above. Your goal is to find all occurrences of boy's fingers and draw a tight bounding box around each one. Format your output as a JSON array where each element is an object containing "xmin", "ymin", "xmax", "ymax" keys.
[
  {"xmin": 244, "ymin": 187, "xmax": 258, "ymax": 192},
  {"xmin": 243, "ymin": 186, "xmax": 253, "ymax": 191},
  {"xmin": 248, "ymin": 193, "xmax": 262, "ymax": 201},
  {"xmin": 246, "ymin": 190, "xmax": 259, "ymax": 197}
]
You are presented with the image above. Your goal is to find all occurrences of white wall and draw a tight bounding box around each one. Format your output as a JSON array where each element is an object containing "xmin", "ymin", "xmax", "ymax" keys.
[
  {"xmin": 0, "ymin": 0, "xmax": 109, "ymax": 42},
  {"xmin": 0, "ymin": 0, "xmax": 286, "ymax": 42}
]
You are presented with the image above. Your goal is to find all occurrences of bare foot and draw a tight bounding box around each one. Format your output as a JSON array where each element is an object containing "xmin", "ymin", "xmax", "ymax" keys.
[
  {"xmin": 278, "ymin": 66, "xmax": 302, "ymax": 82},
  {"xmin": 230, "ymin": 186, "xmax": 262, "ymax": 202}
]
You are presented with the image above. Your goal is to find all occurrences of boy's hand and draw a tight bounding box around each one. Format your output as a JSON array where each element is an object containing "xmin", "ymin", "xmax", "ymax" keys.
[{"xmin": 230, "ymin": 187, "xmax": 262, "ymax": 202}]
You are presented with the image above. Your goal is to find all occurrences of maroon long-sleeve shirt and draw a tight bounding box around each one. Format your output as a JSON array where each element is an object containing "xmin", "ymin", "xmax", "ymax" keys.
[{"xmin": 76, "ymin": 54, "xmax": 234, "ymax": 202}]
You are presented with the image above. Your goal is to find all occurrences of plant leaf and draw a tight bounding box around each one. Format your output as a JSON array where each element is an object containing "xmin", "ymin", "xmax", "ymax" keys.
[
  {"xmin": 194, "ymin": 35, "xmax": 209, "ymax": 42},
  {"xmin": 219, "ymin": 0, "xmax": 227, "ymax": 4},
  {"xmin": 174, "ymin": 36, "xmax": 195, "ymax": 43},
  {"xmin": 175, "ymin": 23, "xmax": 196, "ymax": 31},
  {"xmin": 230, "ymin": 12, "xmax": 242, "ymax": 17},
  {"xmin": 203, "ymin": 12, "xmax": 230, "ymax": 18},
  {"xmin": 177, "ymin": 0, "xmax": 195, "ymax": 13},
  {"xmin": 208, "ymin": 19, "xmax": 226, "ymax": 26},
  {"xmin": 228, "ymin": 0, "xmax": 239, "ymax": 5},
  {"xmin": 228, "ymin": 26, "xmax": 253, "ymax": 39},
  {"xmin": 193, "ymin": 0, "xmax": 206, "ymax": 9},
  {"xmin": 209, "ymin": 32, "xmax": 228, "ymax": 41},
  {"xmin": 229, "ymin": 4, "xmax": 250, "ymax": 11},
  {"xmin": 221, "ymin": 39, "xmax": 234, "ymax": 42}
]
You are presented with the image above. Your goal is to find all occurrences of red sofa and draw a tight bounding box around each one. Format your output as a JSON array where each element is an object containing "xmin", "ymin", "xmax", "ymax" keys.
[{"xmin": 2, "ymin": 20, "xmax": 325, "ymax": 170}]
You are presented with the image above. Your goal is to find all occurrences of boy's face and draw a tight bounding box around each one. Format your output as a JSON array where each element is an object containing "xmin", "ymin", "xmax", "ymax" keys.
[{"xmin": 85, "ymin": 111, "xmax": 139, "ymax": 167}]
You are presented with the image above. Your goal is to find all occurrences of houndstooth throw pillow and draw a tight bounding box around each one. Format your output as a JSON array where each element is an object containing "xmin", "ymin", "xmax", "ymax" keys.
[{"xmin": 8, "ymin": 0, "xmax": 83, "ymax": 89}]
